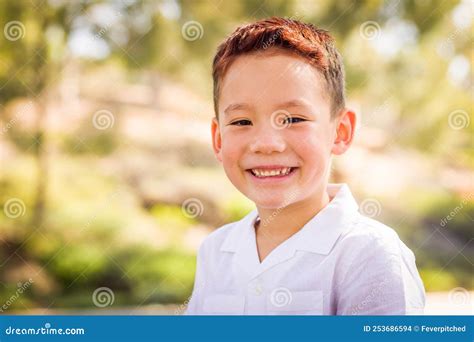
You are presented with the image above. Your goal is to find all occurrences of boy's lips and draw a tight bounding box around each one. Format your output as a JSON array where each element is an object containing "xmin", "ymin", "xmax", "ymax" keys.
[{"xmin": 244, "ymin": 165, "xmax": 299, "ymax": 181}]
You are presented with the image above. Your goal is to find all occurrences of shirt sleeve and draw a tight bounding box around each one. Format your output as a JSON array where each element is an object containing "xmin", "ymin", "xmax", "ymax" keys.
[
  {"xmin": 184, "ymin": 242, "xmax": 207, "ymax": 315},
  {"xmin": 336, "ymin": 236, "xmax": 426, "ymax": 315}
]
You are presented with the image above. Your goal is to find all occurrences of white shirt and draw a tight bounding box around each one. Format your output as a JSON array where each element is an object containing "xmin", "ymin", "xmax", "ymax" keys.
[{"xmin": 186, "ymin": 184, "xmax": 426, "ymax": 315}]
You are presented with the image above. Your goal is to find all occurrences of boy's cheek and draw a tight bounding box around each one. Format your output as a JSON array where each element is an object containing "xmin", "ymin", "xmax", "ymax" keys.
[
  {"xmin": 298, "ymin": 143, "xmax": 333, "ymax": 176},
  {"xmin": 297, "ymin": 135, "xmax": 329, "ymax": 155},
  {"xmin": 219, "ymin": 145, "xmax": 239, "ymax": 171}
]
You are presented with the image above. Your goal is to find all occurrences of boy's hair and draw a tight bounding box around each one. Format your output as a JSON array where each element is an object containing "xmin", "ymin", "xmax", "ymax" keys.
[{"xmin": 212, "ymin": 17, "xmax": 345, "ymax": 119}]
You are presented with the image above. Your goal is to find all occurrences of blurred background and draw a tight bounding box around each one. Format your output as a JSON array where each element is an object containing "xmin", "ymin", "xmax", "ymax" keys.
[{"xmin": 0, "ymin": 0, "xmax": 472, "ymax": 315}]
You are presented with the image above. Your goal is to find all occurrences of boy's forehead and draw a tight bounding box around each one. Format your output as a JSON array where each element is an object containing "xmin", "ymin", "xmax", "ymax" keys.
[
  {"xmin": 224, "ymin": 51, "xmax": 318, "ymax": 83},
  {"xmin": 219, "ymin": 51, "xmax": 329, "ymax": 113}
]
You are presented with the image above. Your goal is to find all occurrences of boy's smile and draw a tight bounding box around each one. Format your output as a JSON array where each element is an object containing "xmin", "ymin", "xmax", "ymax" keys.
[
  {"xmin": 246, "ymin": 165, "xmax": 297, "ymax": 179},
  {"xmin": 211, "ymin": 49, "xmax": 355, "ymax": 212}
]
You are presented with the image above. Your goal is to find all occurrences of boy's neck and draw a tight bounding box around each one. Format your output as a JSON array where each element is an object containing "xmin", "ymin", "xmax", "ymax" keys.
[{"xmin": 255, "ymin": 185, "xmax": 331, "ymax": 243}]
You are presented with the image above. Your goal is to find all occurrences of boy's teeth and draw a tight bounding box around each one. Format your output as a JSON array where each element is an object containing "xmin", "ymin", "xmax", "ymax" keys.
[{"xmin": 251, "ymin": 167, "xmax": 291, "ymax": 177}]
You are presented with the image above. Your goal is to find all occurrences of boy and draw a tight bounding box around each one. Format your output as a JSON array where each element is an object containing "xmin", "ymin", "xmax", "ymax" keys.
[{"xmin": 186, "ymin": 17, "xmax": 425, "ymax": 315}]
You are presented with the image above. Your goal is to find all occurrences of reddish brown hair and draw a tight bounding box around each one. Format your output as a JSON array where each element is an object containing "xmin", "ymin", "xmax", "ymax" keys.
[{"xmin": 212, "ymin": 17, "xmax": 345, "ymax": 118}]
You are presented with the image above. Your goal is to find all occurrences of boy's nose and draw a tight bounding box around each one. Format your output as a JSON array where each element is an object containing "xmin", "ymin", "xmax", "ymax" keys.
[{"xmin": 249, "ymin": 132, "xmax": 286, "ymax": 154}]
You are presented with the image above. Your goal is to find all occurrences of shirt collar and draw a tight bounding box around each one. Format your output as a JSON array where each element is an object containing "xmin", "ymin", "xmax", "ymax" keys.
[{"xmin": 220, "ymin": 183, "xmax": 359, "ymax": 255}]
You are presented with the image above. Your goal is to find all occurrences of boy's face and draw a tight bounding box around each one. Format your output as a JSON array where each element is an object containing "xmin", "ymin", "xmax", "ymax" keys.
[{"xmin": 212, "ymin": 50, "xmax": 355, "ymax": 209}]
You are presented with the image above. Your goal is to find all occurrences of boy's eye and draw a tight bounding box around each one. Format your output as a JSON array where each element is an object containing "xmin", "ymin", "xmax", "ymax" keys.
[
  {"xmin": 230, "ymin": 119, "xmax": 252, "ymax": 126},
  {"xmin": 281, "ymin": 116, "xmax": 306, "ymax": 124}
]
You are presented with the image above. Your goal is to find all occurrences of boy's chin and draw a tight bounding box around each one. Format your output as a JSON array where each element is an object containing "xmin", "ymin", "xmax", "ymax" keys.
[{"xmin": 253, "ymin": 197, "xmax": 294, "ymax": 211}]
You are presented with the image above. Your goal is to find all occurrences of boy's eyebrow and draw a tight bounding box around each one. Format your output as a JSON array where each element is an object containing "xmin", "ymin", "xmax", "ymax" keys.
[
  {"xmin": 223, "ymin": 103, "xmax": 252, "ymax": 116},
  {"xmin": 223, "ymin": 99, "xmax": 311, "ymax": 116}
]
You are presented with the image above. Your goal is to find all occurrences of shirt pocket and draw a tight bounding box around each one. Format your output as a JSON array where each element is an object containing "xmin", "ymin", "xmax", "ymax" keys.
[
  {"xmin": 202, "ymin": 294, "xmax": 245, "ymax": 315},
  {"xmin": 266, "ymin": 290, "xmax": 323, "ymax": 315}
]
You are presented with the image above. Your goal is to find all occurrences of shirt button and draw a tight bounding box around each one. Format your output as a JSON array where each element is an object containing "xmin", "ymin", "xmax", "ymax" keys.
[{"xmin": 254, "ymin": 283, "xmax": 263, "ymax": 295}]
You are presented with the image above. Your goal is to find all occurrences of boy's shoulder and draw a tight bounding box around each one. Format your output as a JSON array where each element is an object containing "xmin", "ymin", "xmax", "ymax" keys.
[
  {"xmin": 339, "ymin": 213, "xmax": 415, "ymax": 259},
  {"xmin": 348, "ymin": 214, "xmax": 400, "ymax": 241}
]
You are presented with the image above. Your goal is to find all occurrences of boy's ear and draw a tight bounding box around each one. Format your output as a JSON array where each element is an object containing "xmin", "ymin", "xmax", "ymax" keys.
[
  {"xmin": 331, "ymin": 108, "xmax": 356, "ymax": 155},
  {"xmin": 211, "ymin": 117, "xmax": 223, "ymax": 162}
]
